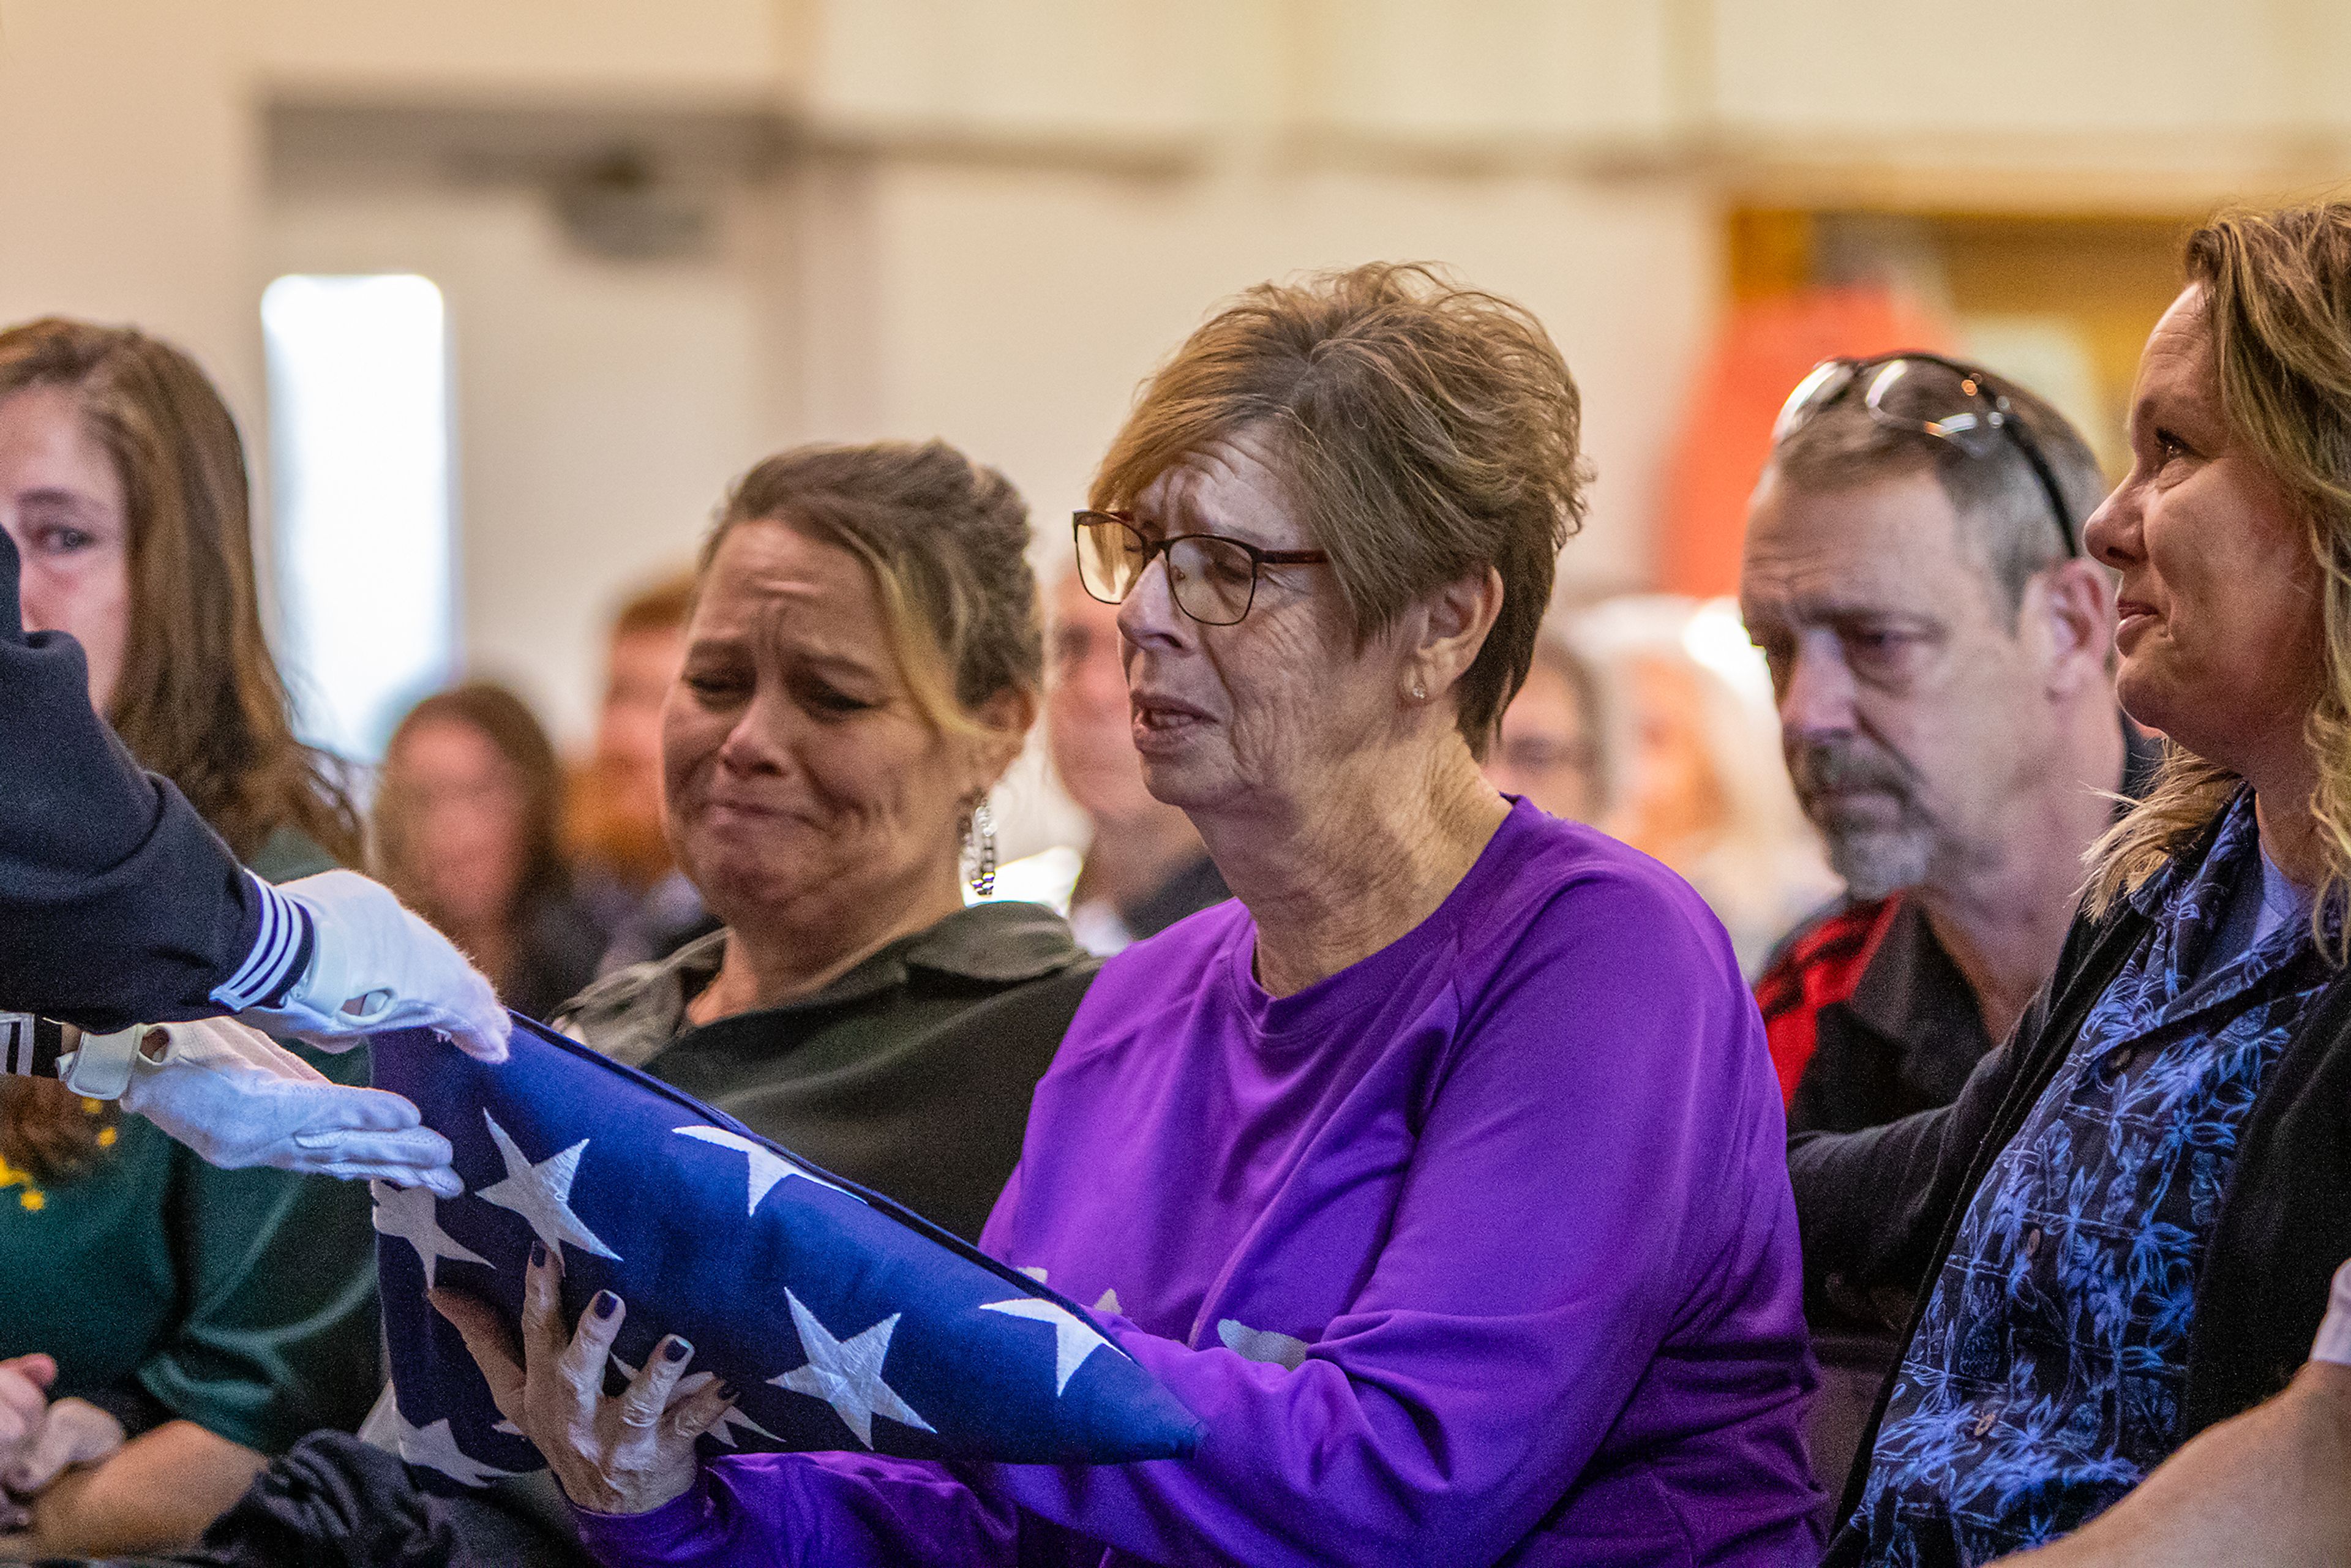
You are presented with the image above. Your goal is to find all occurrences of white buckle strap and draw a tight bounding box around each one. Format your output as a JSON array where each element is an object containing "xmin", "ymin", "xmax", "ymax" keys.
[{"xmin": 58, "ymin": 1024, "xmax": 149, "ymax": 1101}]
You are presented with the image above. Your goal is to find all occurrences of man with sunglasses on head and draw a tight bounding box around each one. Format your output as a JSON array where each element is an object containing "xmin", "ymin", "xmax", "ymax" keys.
[{"xmin": 1738, "ymin": 353, "xmax": 2155, "ymax": 1507}]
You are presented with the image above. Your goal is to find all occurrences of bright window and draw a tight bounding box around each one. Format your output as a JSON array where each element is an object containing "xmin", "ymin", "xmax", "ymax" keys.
[{"xmin": 261, "ymin": 273, "xmax": 454, "ymax": 760}]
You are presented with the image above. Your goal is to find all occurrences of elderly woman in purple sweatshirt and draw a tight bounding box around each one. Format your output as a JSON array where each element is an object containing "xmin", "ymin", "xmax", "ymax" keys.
[{"xmin": 453, "ymin": 263, "xmax": 1820, "ymax": 1566}]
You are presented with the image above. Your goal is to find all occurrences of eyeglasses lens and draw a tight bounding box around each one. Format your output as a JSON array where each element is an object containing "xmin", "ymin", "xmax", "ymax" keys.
[
  {"xmin": 1774, "ymin": 361, "xmax": 1856, "ymax": 443},
  {"xmin": 1166, "ymin": 537, "xmax": 1256, "ymax": 625},
  {"xmin": 1075, "ymin": 516, "xmax": 1149, "ymax": 605},
  {"xmin": 1865, "ymin": 359, "xmax": 2002, "ymax": 457}
]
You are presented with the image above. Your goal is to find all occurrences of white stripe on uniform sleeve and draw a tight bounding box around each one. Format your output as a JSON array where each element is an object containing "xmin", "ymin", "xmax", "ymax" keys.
[{"xmin": 210, "ymin": 871, "xmax": 312, "ymax": 1011}]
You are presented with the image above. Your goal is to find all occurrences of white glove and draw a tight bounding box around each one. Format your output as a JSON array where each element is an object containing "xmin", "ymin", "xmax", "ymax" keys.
[
  {"xmin": 238, "ymin": 870, "xmax": 510, "ymax": 1062},
  {"xmin": 111, "ymin": 1018, "xmax": 462, "ymax": 1196}
]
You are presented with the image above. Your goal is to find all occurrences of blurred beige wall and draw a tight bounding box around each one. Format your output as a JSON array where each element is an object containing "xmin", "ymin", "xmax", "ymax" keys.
[{"xmin": 6, "ymin": 0, "xmax": 2350, "ymax": 770}]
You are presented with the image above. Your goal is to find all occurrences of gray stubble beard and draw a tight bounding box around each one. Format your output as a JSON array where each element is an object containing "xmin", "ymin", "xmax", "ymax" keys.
[{"xmin": 1817, "ymin": 819, "xmax": 1935, "ymax": 904}]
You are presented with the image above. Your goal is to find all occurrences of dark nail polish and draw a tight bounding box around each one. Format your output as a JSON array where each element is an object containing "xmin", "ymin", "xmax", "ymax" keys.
[
  {"xmin": 663, "ymin": 1337, "xmax": 692, "ymax": 1362},
  {"xmin": 592, "ymin": 1291, "xmax": 620, "ymax": 1319},
  {"xmin": 715, "ymin": 1382, "xmax": 738, "ymax": 1401},
  {"xmin": 530, "ymin": 1241, "xmax": 547, "ymax": 1269}
]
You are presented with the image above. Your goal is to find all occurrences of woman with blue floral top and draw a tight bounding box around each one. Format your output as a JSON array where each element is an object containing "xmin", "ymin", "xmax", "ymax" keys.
[{"xmin": 1793, "ymin": 201, "xmax": 2351, "ymax": 1566}]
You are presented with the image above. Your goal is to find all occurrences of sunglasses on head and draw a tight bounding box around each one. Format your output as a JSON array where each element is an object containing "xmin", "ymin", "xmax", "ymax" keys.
[{"xmin": 1774, "ymin": 353, "xmax": 2079, "ymax": 559}]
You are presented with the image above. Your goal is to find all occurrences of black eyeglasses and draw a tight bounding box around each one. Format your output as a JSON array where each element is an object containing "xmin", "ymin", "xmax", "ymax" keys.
[
  {"xmin": 1072, "ymin": 510, "xmax": 1330, "ymax": 626},
  {"xmin": 1774, "ymin": 353, "xmax": 2079, "ymax": 558}
]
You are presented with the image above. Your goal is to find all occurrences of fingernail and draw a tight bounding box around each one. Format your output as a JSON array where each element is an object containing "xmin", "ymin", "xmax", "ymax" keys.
[
  {"xmin": 662, "ymin": 1337, "xmax": 692, "ymax": 1363},
  {"xmin": 716, "ymin": 1381, "xmax": 738, "ymax": 1401},
  {"xmin": 592, "ymin": 1291, "xmax": 620, "ymax": 1319},
  {"xmin": 530, "ymin": 1241, "xmax": 547, "ymax": 1269}
]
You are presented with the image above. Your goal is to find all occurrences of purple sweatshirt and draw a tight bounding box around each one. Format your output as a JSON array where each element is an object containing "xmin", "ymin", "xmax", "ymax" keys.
[{"xmin": 577, "ymin": 802, "xmax": 1820, "ymax": 1566}]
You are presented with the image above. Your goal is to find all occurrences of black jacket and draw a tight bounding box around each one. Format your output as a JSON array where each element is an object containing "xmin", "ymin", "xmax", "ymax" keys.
[
  {"xmin": 1791, "ymin": 826, "xmax": 2351, "ymax": 1562},
  {"xmin": 0, "ymin": 528, "xmax": 271, "ymax": 1029}
]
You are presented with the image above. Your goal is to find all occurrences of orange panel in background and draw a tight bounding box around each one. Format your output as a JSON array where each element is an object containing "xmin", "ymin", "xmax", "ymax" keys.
[{"xmin": 1654, "ymin": 287, "xmax": 1955, "ymax": 599}]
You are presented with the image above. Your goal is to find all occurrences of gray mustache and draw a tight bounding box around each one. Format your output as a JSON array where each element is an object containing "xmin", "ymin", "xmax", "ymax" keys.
[{"xmin": 1791, "ymin": 741, "xmax": 1912, "ymax": 803}]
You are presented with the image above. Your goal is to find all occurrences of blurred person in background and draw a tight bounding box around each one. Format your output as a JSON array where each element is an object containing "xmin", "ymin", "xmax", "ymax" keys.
[
  {"xmin": 374, "ymin": 682, "xmax": 605, "ymax": 1022},
  {"xmin": 1794, "ymin": 203, "xmax": 2351, "ymax": 1565},
  {"xmin": 1484, "ymin": 622, "xmax": 1609, "ymax": 821},
  {"xmin": 1580, "ymin": 594, "xmax": 1835, "ymax": 975},
  {"xmin": 0, "ymin": 319, "xmax": 386, "ymax": 1556},
  {"xmin": 553, "ymin": 441, "xmax": 1098, "ymax": 1243},
  {"xmin": 1739, "ymin": 354, "xmax": 2139, "ymax": 1517},
  {"xmin": 567, "ymin": 570, "xmax": 714, "ymax": 973},
  {"xmin": 460, "ymin": 263, "xmax": 1818, "ymax": 1567},
  {"xmin": 1045, "ymin": 566, "xmax": 1226, "ymax": 955}
]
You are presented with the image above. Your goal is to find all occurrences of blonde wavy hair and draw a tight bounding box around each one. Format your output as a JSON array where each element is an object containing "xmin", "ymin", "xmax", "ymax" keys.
[{"xmin": 2085, "ymin": 203, "xmax": 2351, "ymax": 935}]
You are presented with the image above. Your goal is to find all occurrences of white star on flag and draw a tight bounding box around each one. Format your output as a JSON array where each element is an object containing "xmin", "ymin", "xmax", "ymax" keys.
[
  {"xmin": 371, "ymin": 1182, "xmax": 490, "ymax": 1289},
  {"xmin": 981, "ymin": 1298, "xmax": 1110, "ymax": 1395},
  {"xmin": 1217, "ymin": 1318, "xmax": 1311, "ymax": 1371},
  {"xmin": 770, "ymin": 1290, "xmax": 933, "ymax": 1448},
  {"xmin": 612, "ymin": 1352, "xmax": 781, "ymax": 1449},
  {"xmin": 390, "ymin": 1406, "xmax": 516, "ymax": 1488},
  {"xmin": 673, "ymin": 1125, "xmax": 849, "ymax": 1214},
  {"xmin": 476, "ymin": 1111, "xmax": 620, "ymax": 1260}
]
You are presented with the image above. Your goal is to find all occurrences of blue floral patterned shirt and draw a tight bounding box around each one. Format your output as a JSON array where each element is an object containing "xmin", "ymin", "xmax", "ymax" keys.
[{"xmin": 1850, "ymin": 790, "xmax": 2330, "ymax": 1564}]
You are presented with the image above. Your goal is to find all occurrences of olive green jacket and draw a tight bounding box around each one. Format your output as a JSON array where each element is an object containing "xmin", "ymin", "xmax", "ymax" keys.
[{"xmin": 556, "ymin": 902, "xmax": 1098, "ymax": 1242}]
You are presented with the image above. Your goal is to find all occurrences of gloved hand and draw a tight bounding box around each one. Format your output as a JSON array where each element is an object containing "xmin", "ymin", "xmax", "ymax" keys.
[
  {"xmin": 239, "ymin": 870, "xmax": 510, "ymax": 1062},
  {"xmin": 113, "ymin": 1019, "xmax": 463, "ymax": 1195}
]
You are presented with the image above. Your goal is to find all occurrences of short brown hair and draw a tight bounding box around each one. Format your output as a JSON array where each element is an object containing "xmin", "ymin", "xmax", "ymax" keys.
[
  {"xmin": 1090, "ymin": 261, "xmax": 1589, "ymax": 757},
  {"xmin": 1766, "ymin": 357, "xmax": 2109, "ymax": 620},
  {"xmin": 704, "ymin": 440, "xmax": 1042, "ymax": 733}
]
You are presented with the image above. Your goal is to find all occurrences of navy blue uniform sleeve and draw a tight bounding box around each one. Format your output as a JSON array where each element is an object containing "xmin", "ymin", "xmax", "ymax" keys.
[{"xmin": 0, "ymin": 527, "xmax": 271, "ymax": 1030}]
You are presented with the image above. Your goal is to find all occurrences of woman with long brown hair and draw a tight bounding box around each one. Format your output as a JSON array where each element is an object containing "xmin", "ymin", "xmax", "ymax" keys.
[
  {"xmin": 0, "ymin": 319, "xmax": 385, "ymax": 1556},
  {"xmin": 373, "ymin": 681, "xmax": 606, "ymax": 1022}
]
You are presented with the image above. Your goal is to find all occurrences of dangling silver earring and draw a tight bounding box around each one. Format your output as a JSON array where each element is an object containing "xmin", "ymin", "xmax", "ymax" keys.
[
  {"xmin": 964, "ymin": 798, "xmax": 998, "ymax": 898},
  {"xmin": 1411, "ymin": 679, "xmax": 1428, "ymax": 702}
]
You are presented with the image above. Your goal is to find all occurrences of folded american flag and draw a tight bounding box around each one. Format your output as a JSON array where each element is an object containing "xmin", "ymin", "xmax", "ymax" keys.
[{"xmin": 368, "ymin": 1015, "xmax": 1198, "ymax": 1487}]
